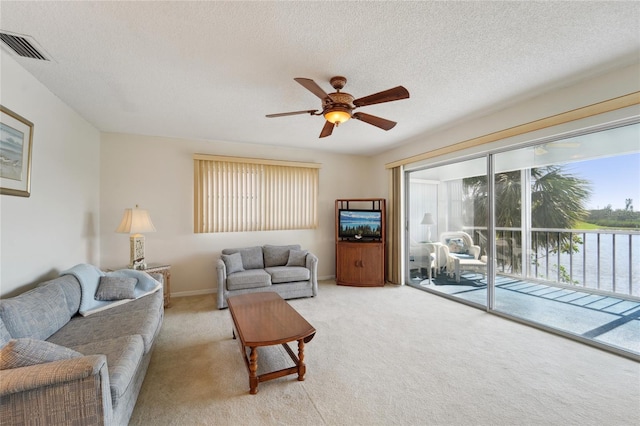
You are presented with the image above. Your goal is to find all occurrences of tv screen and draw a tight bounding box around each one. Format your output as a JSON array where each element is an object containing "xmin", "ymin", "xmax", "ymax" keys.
[{"xmin": 338, "ymin": 209, "xmax": 382, "ymax": 240}]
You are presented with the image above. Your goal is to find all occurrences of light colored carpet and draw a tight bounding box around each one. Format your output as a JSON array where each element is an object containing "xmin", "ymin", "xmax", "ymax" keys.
[{"xmin": 130, "ymin": 281, "xmax": 639, "ymax": 425}]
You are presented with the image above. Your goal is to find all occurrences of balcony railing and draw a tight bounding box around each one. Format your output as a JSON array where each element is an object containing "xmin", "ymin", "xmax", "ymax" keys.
[{"xmin": 467, "ymin": 227, "xmax": 640, "ymax": 298}]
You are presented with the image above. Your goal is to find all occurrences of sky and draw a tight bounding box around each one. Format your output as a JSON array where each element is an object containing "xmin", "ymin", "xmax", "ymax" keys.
[{"xmin": 568, "ymin": 153, "xmax": 640, "ymax": 210}]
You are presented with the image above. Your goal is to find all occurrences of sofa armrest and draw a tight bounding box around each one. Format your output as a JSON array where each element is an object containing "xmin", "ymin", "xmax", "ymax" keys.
[
  {"xmin": 216, "ymin": 259, "xmax": 227, "ymax": 309},
  {"xmin": 149, "ymin": 272, "xmax": 164, "ymax": 285},
  {"xmin": 0, "ymin": 355, "xmax": 113, "ymax": 425},
  {"xmin": 305, "ymin": 253, "xmax": 319, "ymax": 297}
]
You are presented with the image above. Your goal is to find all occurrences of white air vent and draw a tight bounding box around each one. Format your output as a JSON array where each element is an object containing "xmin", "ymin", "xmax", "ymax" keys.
[{"xmin": 0, "ymin": 30, "xmax": 50, "ymax": 61}]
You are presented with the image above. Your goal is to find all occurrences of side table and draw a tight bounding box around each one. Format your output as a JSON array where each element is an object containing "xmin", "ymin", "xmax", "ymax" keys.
[
  {"xmin": 107, "ymin": 263, "xmax": 171, "ymax": 308},
  {"xmin": 143, "ymin": 264, "xmax": 172, "ymax": 308}
]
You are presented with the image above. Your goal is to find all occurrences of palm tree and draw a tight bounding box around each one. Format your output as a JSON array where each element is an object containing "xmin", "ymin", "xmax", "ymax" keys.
[
  {"xmin": 463, "ymin": 166, "xmax": 591, "ymax": 276},
  {"xmin": 530, "ymin": 166, "xmax": 591, "ymax": 229}
]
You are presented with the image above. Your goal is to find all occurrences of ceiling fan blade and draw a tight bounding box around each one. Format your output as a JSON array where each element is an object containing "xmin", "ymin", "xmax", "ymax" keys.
[
  {"xmin": 294, "ymin": 78, "xmax": 329, "ymax": 100},
  {"xmin": 353, "ymin": 112, "xmax": 397, "ymax": 131},
  {"xmin": 353, "ymin": 86, "xmax": 410, "ymax": 107},
  {"xmin": 319, "ymin": 121, "xmax": 335, "ymax": 138},
  {"xmin": 266, "ymin": 109, "xmax": 318, "ymax": 118}
]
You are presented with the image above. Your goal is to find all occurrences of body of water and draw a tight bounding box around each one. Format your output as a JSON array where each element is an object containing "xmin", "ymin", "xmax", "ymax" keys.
[{"xmin": 533, "ymin": 232, "xmax": 639, "ymax": 297}]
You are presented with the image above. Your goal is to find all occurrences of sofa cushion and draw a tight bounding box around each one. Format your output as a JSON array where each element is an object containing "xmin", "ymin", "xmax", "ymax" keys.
[
  {"xmin": 286, "ymin": 249, "xmax": 308, "ymax": 267},
  {"xmin": 226, "ymin": 269, "xmax": 271, "ymax": 291},
  {"xmin": 95, "ymin": 276, "xmax": 137, "ymax": 301},
  {"xmin": 239, "ymin": 246, "xmax": 265, "ymax": 270},
  {"xmin": 265, "ymin": 266, "xmax": 311, "ymax": 284},
  {"xmin": 0, "ymin": 282, "xmax": 72, "ymax": 340},
  {"xmin": 451, "ymin": 253, "xmax": 475, "ymax": 260},
  {"xmin": 71, "ymin": 335, "xmax": 145, "ymax": 405},
  {"xmin": 0, "ymin": 318, "xmax": 11, "ymax": 349},
  {"xmin": 221, "ymin": 252, "xmax": 245, "ymax": 274},
  {"xmin": 48, "ymin": 290, "xmax": 163, "ymax": 354},
  {"xmin": 0, "ymin": 338, "xmax": 82, "ymax": 370},
  {"xmin": 38, "ymin": 275, "xmax": 82, "ymax": 318},
  {"xmin": 263, "ymin": 244, "xmax": 301, "ymax": 267},
  {"xmin": 223, "ymin": 246, "xmax": 265, "ymax": 270}
]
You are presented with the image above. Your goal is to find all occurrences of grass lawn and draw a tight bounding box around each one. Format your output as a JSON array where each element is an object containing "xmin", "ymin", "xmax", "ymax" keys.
[
  {"xmin": 574, "ymin": 221, "xmax": 602, "ymax": 230},
  {"xmin": 574, "ymin": 220, "xmax": 637, "ymax": 230}
]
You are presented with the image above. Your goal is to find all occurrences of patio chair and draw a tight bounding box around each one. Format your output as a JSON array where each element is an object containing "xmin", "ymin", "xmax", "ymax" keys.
[{"xmin": 439, "ymin": 231, "xmax": 486, "ymax": 283}]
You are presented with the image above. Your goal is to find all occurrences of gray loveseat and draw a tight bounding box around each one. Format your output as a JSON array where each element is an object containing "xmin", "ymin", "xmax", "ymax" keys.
[
  {"xmin": 216, "ymin": 244, "xmax": 318, "ymax": 309},
  {"xmin": 0, "ymin": 264, "xmax": 164, "ymax": 425}
]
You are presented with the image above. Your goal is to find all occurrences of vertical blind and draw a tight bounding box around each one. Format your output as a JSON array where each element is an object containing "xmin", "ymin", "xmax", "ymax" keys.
[{"xmin": 194, "ymin": 155, "xmax": 320, "ymax": 233}]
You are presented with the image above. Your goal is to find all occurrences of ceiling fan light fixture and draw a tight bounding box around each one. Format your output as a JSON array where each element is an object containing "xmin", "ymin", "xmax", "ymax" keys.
[
  {"xmin": 266, "ymin": 76, "xmax": 410, "ymax": 137},
  {"xmin": 324, "ymin": 106, "xmax": 351, "ymax": 125}
]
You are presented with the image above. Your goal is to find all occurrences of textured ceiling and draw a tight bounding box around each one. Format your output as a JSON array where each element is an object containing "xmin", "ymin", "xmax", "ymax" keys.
[{"xmin": 1, "ymin": 1, "xmax": 639, "ymax": 155}]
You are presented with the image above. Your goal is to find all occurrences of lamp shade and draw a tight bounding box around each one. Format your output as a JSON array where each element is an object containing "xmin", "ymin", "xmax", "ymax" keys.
[
  {"xmin": 420, "ymin": 213, "xmax": 435, "ymax": 225},
  {"xmin": 324, "ymin": 107, "xmax": 351, "ymax": 125},
  {"xmin": 116, "ymin": 206, "xmax": 156, "ymax": 234}
]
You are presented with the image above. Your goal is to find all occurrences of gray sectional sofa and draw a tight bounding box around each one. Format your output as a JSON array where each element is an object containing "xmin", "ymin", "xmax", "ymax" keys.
[
  {"xmin": 0, "ymin": 265, "xmax": 164, "ymax": 425},
  {"xmin": 216, "ymin": 244, "xmax": 318, "ymax": 309}
]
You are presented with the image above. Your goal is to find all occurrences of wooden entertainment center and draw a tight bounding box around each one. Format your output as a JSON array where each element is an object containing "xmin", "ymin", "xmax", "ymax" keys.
[{"xmin": 335, "ymin": 198, "xmax": 386, "ymax": 287}]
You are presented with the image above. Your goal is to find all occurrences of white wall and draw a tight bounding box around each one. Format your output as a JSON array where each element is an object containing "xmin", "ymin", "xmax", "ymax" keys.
[
  {"xmin": 100, "ymin": 133, "xmax": 374, "ymax": 296},
  {"xmin": 0, "ymin": 53, "xmax": 101, "ymax": 297}
]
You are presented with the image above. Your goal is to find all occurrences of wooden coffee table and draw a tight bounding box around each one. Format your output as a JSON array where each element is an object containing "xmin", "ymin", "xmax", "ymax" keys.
[{"xmin": 227, "ymin": 292, "xmax": 316, "ymax": 394}]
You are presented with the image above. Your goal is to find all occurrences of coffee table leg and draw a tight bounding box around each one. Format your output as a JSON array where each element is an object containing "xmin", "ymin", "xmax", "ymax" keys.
[
  {"xmin": 249, "ymin": 347, "xmax": 259, "ymax": 394},
  {"xmin": 297, "ymin": 339, "xmax": 306, "ymax": 381}
]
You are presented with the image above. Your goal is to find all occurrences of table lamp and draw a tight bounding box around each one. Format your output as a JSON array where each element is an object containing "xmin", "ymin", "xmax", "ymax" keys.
[
  {"xmin": 116, "ymin": 205, "xmax": 156, "ymax": 270},
  {"xmin": 421, "ymin": 213, "xmax": 435, "ymax": 242}
]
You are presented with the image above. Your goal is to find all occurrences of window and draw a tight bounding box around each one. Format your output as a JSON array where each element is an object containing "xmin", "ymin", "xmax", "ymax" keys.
[{"xmin": 193, "ymin": 155, "xmax": 320, "ymax": 233}]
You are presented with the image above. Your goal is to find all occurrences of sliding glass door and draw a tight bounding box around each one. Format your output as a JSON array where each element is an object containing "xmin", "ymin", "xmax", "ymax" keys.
[
  {"xmin": 406, "ymin": 156, "xmax": 488, "ymax": 307},
  {"xmin": 492, "ymin": 123, "xmax": 640, "ymax": 355},
  {"xmin": 405, "ymin": 120, "xmax": 640, "ymax": 357}
]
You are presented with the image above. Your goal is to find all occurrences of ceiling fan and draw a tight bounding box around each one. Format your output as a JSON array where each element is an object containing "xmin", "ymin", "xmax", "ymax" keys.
[{"xmin": 266, "ymin": 76, "xmax": 410, "ymax": 138}]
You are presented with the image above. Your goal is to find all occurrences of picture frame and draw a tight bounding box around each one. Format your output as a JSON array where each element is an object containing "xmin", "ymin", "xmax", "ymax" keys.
[{"xmin": 1, "ymin": 105, "xmax": 33, "ymax": 197}]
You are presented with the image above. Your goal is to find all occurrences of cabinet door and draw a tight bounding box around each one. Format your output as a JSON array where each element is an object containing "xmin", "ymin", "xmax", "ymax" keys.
[
  {"xmin": 359, "ymin": 244, "xmax": 384, "ymax": 285},
  {"xmin": 337, "ymin": 242, "xmax": 384, "ymax": 286},
  {"xmin": 337, "ymin": 243, "xmax": 362, "ymax": 285}
]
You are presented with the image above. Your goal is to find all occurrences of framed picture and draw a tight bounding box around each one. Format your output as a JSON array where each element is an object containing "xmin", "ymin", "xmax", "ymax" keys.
[{"xmin": 1, "ymin": 105, "xmax": 33, "ymax": 197}]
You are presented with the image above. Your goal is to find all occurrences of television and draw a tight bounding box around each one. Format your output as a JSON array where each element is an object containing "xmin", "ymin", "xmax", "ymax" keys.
[{"xmin": 338, "ymin": 209, "xmax": 382, "ymax": 241}]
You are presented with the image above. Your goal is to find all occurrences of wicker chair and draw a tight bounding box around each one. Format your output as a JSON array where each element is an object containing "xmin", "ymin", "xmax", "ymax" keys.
[
  {"xmin": 439, "ymin": 231, "xmax": 486, "ymax": 282},
  {"xmin": 409, "ymin": 239, "xmax": 435, "ymax": 283}
]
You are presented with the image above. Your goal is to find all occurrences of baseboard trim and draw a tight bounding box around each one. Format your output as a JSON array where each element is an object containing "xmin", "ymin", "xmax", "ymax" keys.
[
  {"xmin": 319, "ymin": 275, "xmax": 335, "ymax": 281},
  {"xmin": 171, "ymin": 288, "xmax": 216, "ymax": 298}
]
